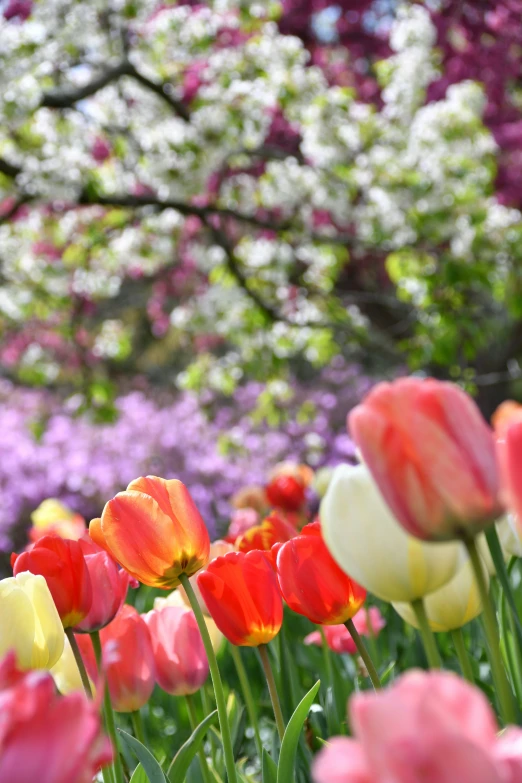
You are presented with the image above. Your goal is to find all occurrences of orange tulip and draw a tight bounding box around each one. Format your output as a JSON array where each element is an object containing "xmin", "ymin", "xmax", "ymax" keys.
[
  {"xmin": 349, "ymin": 377, "xmax": 501, "ymax": 541},
  {"xmin": 276, "ymin": 522, "xmax": 366, "ymax": 624},
  {"xmin": 197, "ymin": 551, "xmax": 283, "ymax": 646},
  {"xmin": 236, "ymin": 511, "xmax": 297, "ymax": 565},
  {"xmin": 89, "ymin": 476, "xmax": 210, "ymax": 588}
]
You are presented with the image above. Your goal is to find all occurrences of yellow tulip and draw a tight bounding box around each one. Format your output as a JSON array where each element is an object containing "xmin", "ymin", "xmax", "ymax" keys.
[
  {"xmin": 393, "ymin": 557, "xmax": 488, "ymax": 632},
  {"xmin": 321, "ymin": 464, "xmax": 461, "ymax": 603},
  {"xmin": 31, "ymin": 498, "xmax": 85, "ymax": 540},
  {"xmin": 154, "ymin": 589, "xmax": 224, "ymax": 653},
  {"xmin": 0, "ymin": 572, "xmax": 64, "ymax": 669}
]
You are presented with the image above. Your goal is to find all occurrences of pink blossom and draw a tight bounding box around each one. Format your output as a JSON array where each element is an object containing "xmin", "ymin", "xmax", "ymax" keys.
[
  {"xmin": 313, "ymin": 670, "xmax": 522, "ymax": 783},
  {"xmin": 304, "ymin": 607, "xmax": 386, "ymax": 655},
  {"xmin": 225, "ymin": 507, "xmax": 260, "ymax": 544}
]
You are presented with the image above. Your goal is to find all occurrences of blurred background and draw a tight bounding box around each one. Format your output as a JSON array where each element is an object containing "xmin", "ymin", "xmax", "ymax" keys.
[{"xmin": 1, "ymin": 0, "xmax": 521, "ymax": 560}]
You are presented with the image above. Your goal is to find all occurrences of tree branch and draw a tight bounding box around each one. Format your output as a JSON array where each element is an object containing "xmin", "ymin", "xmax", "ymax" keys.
[{"xmin": 123, "ymin": 63, "xmax": 190, "ymax": 121}]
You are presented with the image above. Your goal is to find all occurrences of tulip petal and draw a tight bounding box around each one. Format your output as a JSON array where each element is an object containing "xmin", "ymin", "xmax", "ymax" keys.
[
  {"xmin": 0, "ymin": 579, "xmax": 36, "ymax": 670},
  {"xmin": 17, "ymin": 572, "xmax": 64, "ymax": 668}
]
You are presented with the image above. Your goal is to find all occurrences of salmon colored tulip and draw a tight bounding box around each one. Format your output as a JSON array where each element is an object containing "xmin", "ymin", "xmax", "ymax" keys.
[
  {"xmin": 143, "ymin": 606, "xmax": 209, "ymax": 696},
  {"xmin": 0, "ymin": 652, "xmax": 112, "ymax": 783},
  {"xmin": 77, "ymin": 605, "xmax": 156, "ymax": 713},
  {"xmin": 0, "ymin": 572, "xmax": 64, "ymax": 670},
  {"xmin": 266, "ymin": 474, "xmax": 306, "ymax": 512},
  {"xmin": 276, "ymin": 522, "xmax": 366, "ymax": 625},
  {"xmin": 236, "ymin": 511, "xmax": 297, "ymax": 565},
  {"xmin": 74, "ymin": 538, "xmax": 129, "ymax": 633},
  {"xmin": 305, "ymin": 607, "xmax": 386, "ymax": 655},
  {"xmin": 349, "ymin": 378, "xmax": 501, "ymax": 541},
  {"xmin": 29, "ymin": 499, "xmax": 86, "ymax": 543},
  {"xmin": 312, "ymin": 669, "xmax": 522, "ymax": 783},
  {"xmin": 89, "ymin": 476, "xmax": 210, "ymax": 589},
  {"xmin": 12, "ymin": 536, "xmax": 92, "ymax": 628},
  {"xmin": 197, "ymin": 551, "xmax": 283, "ymax": 646},
  {"xmin": 494, "ymin": 402, "xmax": 522, "ymax": 529},
  {"xmin": 154, "ymin": 590, "xmax": 224, "ymax": 652}
]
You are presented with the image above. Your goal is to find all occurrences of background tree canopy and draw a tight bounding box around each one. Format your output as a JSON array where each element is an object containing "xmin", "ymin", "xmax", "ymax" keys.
[{"xmin": 2, "ymin": 0, "xmax": 522, "ymax": 420}]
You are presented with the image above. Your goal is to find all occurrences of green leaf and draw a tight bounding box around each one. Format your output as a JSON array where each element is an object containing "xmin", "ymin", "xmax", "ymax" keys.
[
  {"xmin": 118, "ymin": 730, "xmax": 167, "ymax": 783},
  {"xmin": 262, "ymin": 748, "xmax": 277, "ymax": 783},
  {"xmin": 485, "ymin": 527, "xmax": 522, "ymax": 645},
  {"xmin": 130, "ymin": 764, "xmax": 150, "ymax": 783},
  {"xmin": 167, "ymin": 710, "xmax": 218, "ymax": 782},
  {"xmin": 276, "ymin": 680, "xmax": 320, "ymax": 783}
]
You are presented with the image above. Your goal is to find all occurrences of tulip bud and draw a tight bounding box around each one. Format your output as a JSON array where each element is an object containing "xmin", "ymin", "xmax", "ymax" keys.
[
  {"xmin": 12, "ymin": 536, "xmax": 92, "ymax": 628},
  {"xmin": 266, "ymin": 474, "xmax": 306, "ymax": 512},
  {"xmin": 349, "ymin": 378, "xmax": 501, "ymax": 541},
  {"xmin": 74, "ymin": 538, "xmax": 129, "ymax": 632},
  {"xmin": 321, "ymin": 464, "xmax": 461, "ymax": 602},
  {"xmin": 393, "ymin": 557, "xmax": 488, "ymax": 632},
  {"xmin": 0, "ymin": 572, "xmax": 64, "ymax": 670},
  {"xmin": 143, "ymin": 606, "xmax": 209, "ymax": 696},
  {"xmin": 90, "ymin": 476, "xmax": 210, "ymax": 589}
]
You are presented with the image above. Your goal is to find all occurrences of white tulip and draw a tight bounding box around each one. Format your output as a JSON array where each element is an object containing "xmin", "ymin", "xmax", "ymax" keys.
[
  {"xmin": 393, "ymin": 556, "xmax": 487, "ymax": 632},
  {"xmin": 320, "ymin": 464, "xmax": 461, "ymax": 603}
]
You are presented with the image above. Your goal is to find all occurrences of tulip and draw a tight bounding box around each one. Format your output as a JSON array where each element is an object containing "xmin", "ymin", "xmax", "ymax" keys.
[
  {"xmin": 12, "ymin": 536, "xmax": 92, "ymax": 628},
  {"xmin": 321, "ymin": 464, "xmax": 461, "ymax": 602},
  {"xmin": 268, "ymin": 461, "xmax": 315, "ymax": 488},
  {"xmin": 305, "ymin": 607, "xmax": 386, "ymax": 655},
  {"xmin": 349, "ymin": 377, "xmax": 501, "ymax": 541},
  {"xmin": 312, "ymin": 669, "xmax": 522, "ymax": 783},
  {"xmin": 0, "ymin": 572, "xmax": 64, "ymax": 670},
  {"xmin": 0, "ymin": 652, "xmax": 112, "ymax": 783},
  {"xmin": 495, "ymin": 402, "xmax": 522, "ymax": 527},
  {"xmin": 276, "ymin": 521, "xmax": 366, "ymax": 625},
  {"xmin": 266, "ymin": 474, "xmax": 306, "ymax": 512},
  {"xmin": 98, "ymin": 605, "xmax": 155, "ymax": 712},
  {"xmin": 230, "ymin": 484, "xmax": 268, "ymax": 513},
  {"xmin": 177, "ymin": 539, "xmax": 235, "ymax": 615},
  {"xmin": 498, "ymin": 514, "xmax": 522, "ymax": 558},
  {"xmin": 236, "ymin": 511, "xmax": 297, "ymax": 565},
  {"xmin": 197, "ymin": 550, "xmax": 283, "ymax": 646},
  {"xmin": 29, "ymin": 498, "xmax": 86, "ymax": 542},
  {"xmin": 393, "ymin": 556, "xmax": 487, "ymax": 632},
  {"xmin": 313, "ymin": 466, "xmax": 335, "ymax": 499},
  {"xmin": 225, "ymin": 507, "xmax": 260, "ymax": 543},
  {"xmin": 143, "ymin": 606, "xmax": 209, "ymax": 696},
  {"xmin": 154, "ymin": 590, "xmax": 224, "ymax": 652},
  {"xmin": 89, "ymin": 476, "xmax": 210, "ymax": 589},
  {"xmin": 51, "ymin": 635, "xmax": 93, "ymax": 695},
  {"xmin": 74, "ymin": 538, "xmax": 129, "ymax": 633}
]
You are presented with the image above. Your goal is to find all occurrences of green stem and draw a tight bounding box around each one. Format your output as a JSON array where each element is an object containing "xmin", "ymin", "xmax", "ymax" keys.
[
  {"xmin": 200, "ymin": 686, "xmax": 218, "ymax": 770},
  {"xmin": 65, "ymin": 627, "xmax": 92, "ymax": 698},
  {"xmin": 258, "ymin": 644, "xmax": 285, "ymax": 742},
  {"xmin": 465, "ymin": 536, "xmax": 517, "ymax": 725},
  {"xmin": 344, "ymin": 619, "xmax": 381, "ymax": 690},
  {"xmin": 131, "ymin": 710, "xmax": 146, "ymax": 745},
  {"xmin": 229, "ymin": 644, "xmax": 263, "ymax": 758},
  {"xmin": 451, "ymin": 628, "xmax": 474, "ymax": 683},
  {"xmin": 186, "ymin": 693, "xmax": 212, "ymax": 783},
  {"xmin": 319, "ymin": 627, "xmax": 334, "ymax": 689},
  {"xmin": 91, "ymin": 631, "xmax": 125, "ymax": 783},
  {"xmin": 410, "ymin": 598, "xmax": 442, "ymax": 669},
  {"xmin": 180, "ymin": 572, "xmax": 238, "ymax": 783}
]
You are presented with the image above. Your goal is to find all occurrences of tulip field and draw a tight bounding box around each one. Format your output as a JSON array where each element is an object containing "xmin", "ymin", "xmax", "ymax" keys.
[{"xmin": 3, "ymin": 1, "xmax": 522, "ymax": 781}]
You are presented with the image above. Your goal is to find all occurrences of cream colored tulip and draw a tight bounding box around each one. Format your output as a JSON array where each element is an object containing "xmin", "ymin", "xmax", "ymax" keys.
[
  {"xmin": 154, "ymin": 589, "xmax": 224, "ymax": 652},
  {"xmin": 51, "ymin": 635, "xmax": 84, "ymax": 694},
  {"xmin": 0, "ymin": 572, "xmax": 64, "ymax": 669},
  {"xmin": 498, "ymin": 514, "xmax": 522, "ymax": 558},
  {"xmin": 321, "ymin": 464, "xmax": 461, "ymax": 603},
  {"xmin": 393, "ymin": 556, "xmax": 488, "ymax": 632}
]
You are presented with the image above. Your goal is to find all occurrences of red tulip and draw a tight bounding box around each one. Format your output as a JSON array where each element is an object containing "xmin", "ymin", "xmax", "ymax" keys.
[
  {"xmin": 276, "ymin": 522, "xmax": 366, "ymax": 624},
  {"xmin": 12, "ymin": 536, "xmax": 92, "ymax": 628},
  {"xmin": 143, "ymin": 606, "xmax": 209, "ymax": 695},
  {"xmin": 74, "ymin": 538, "xmax": 129, "ymax": 633},
  {"xmin": 89, "ymin": 476, "xmax": 210, "ymax": 588},
  {"xmin": 349, "ymin": 377, "xmax": 501, "ymax": 541},
  {"xmin": 236, "ymin": 511, "xmax": 297, "ymax": 565},
  {"xmin": 197, "ymin": 551, "xmax": 283, "ymax": 646},
  {"xmin": 266, "ymin": 474, "xmax": 306, "ymax": 512},
  {"xmin": 0, "ymin": 651, "xmax": 112, "ymax": 783}
]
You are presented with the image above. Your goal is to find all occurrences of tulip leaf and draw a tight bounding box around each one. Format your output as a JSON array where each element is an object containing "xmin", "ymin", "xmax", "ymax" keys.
[
  {"xmin": 130, "ymin": 764, "xmax": 149, "ymax": 783},
  {"xmin": 118, "ymin": 730, "xmax": 167, "ymax": 783},
  {"xmin": 276, "ymin": 680, "xmax": 320, "ymax": 783},
  {"xmin": 485, "ymin": 527, "xmax": 522, "ymax": 646},
  {"xmin": 262, "ymin": 748, "xmax": 278, "ymax": 783},
  {"xmin": 167, "ymin": 710, "xmax": 218, "ymax": 782}
]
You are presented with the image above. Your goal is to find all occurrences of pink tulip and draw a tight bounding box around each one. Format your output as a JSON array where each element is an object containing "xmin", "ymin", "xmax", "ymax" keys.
[
  {"xmin": 349, "ymin": 378, "xmax": 501, "ymax": 540},
  {"xmin": 74, "ymin": 537, "xmax": 129, "ymax": 632},
  {"xmin": 305, "ymin": 607, "xmax": 386, "ymax": 655},
  {"xmin": 225, "ymin": 508, "xmax": 260, "ymax": 544},
  {"xmin": 143, "ymin": 606, "xmax": 209, "ymax": 696},
  {"xmin": 312, "ymin": 670, "xmax": 522, "ymax": 783},
  {"xmin": 0, "ymin": 652, "xmax": 112, "ymax": 783},
  {"xmin": 493, "ymin": 401, "xmax": 522, "ymax": 527}
]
